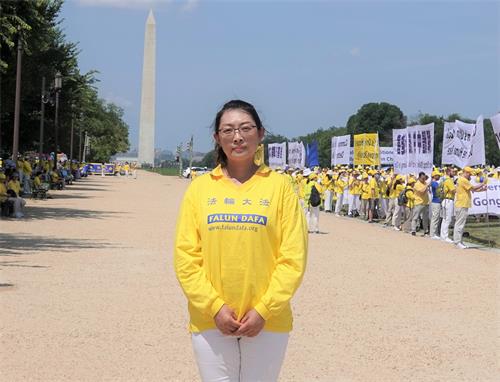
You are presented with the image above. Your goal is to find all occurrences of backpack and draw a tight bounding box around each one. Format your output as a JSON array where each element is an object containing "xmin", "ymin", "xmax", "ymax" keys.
[
  {"xmin": 397, "ymin": 188, "xmax": 409, "ymax": 206},
  {"xmin": 309, "ymin": 185, "xmax": 321, "ymax": 207}
]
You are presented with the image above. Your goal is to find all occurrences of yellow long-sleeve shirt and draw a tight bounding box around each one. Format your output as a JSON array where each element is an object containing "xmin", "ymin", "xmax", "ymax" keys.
[{"xmin": 174, "ymin": 164, "xmax": 308, "ymax": 333}]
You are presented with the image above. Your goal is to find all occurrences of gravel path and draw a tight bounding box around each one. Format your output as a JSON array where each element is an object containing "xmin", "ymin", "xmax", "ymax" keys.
[{"xmin": 1, "ymin": 171, "xmax": 498, "ymax": 381}]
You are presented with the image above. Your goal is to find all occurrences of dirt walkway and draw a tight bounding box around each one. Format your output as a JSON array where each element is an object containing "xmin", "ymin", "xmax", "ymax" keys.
[{"xmin": 1, "ymin": 171, "xmax": 498, "ymax": 381}]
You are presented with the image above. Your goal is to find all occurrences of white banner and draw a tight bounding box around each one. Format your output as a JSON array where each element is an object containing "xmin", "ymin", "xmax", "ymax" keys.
[
  {"xmin": 468, "ymin": 115, "xmax": 485, "ymax": 166},
  {"xmin": 441, "ymin": 120, "xmax": 474, "ymax": 168},
  {"xmin": 379, "ymin": 147, "xmax": 394, "ymax": 165},
  {"xmin": 490, "ymin": 112, "xmax": 500, "ymax": 150},
  {"xmin": 393, "ymin": 123, "xmax": 434, "ymax": 175},
  {"xmin": 267, "ymin": 142, "xmax": 286, "ymax": 169},
  {"xmin": 288, "ymin": 141, "xmax": 306, "ymax": 169},
  {"xmin": 469, "ymin": 179, "xmax": 500, "ymax": 215},
  {"xmin": 331, "ymin": 135, "xmax": 351, "ymax": 166}
]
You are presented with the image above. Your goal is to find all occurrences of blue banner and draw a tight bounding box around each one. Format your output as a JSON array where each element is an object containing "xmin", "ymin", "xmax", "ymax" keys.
[{"xmin": 306, "ymin": 141, "xmax": 319, "ymax": 167}]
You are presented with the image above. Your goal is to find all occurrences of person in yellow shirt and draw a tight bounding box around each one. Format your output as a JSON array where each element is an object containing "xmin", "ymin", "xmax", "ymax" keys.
[
  {"xmin": 401, "ymin": 178, "xmax": 416, "ymax": 232},
  {"xmin": 348, "ymin": 171, "xmax": 361, "ymax": 217},
  {"xmin": 174, "ymin": 100, "xmax": 307, "ymax": 382},
  {"xmin": 334, "ymin": 170, "xmax": 347, "ymax": 216},
  {"xmin": 410, "ymin": 172, "xmax": 431, "ymax": 236},
  {"xmin": 391, "ymin": 175, "xmax": 406, "ymax": 230},
  {"xmin": 359, "ymin": 174, "xmax": 370, "ymax": 220},
  {"xmin": 453, "ymin": 166, "xmax": 486, "ymax": 249},
  {"xmin": 0, "ymin": 173, "xmax": 11, "ymax": 216},
  {"xmin": 303, "ymin": 171, "xmax": 323, "ymax": 233},
  {"xmin": 367, "ymin": 171, "xmax": 380, "ymax": 223},
  {"xmin": 6, "ymin": 173, "xmax": 26, "ymax": 218},
  {"xmin": 378, "ymin": 174, "xmax": 389, "ymax": 220},
  {"xmin": 440, "ymin": 167, "xmax": 456, "ymax": 242},
  {"xmin": 322, "ymin": 171, "xmax": 333, "ymax": 213}
]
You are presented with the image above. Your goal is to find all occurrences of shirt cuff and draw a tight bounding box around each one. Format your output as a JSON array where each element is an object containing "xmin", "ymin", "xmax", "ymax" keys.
[
  {"xmin": 254, "ymin": 301, "xmax": 271, "ymax": 321},
  {"xmin": 210, "ymin": 298, "xmax": 226, "ymax": 318}
]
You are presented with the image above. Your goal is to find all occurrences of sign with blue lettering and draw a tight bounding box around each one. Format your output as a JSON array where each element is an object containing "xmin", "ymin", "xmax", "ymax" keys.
[{"xmin": 207, "ymin": 214, "xmax": 268, "ymax": 226}]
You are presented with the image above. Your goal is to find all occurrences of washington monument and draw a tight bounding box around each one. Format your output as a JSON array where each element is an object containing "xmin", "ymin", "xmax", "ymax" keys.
[{"xmin": 138, "ymin": 10, "xmax": 156, "ymax": 166}]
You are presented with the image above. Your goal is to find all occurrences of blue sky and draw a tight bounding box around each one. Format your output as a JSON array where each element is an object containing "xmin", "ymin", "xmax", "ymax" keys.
[{"xmin": 62, "ymin": 0, "xmax": 499, "ymax": 153}]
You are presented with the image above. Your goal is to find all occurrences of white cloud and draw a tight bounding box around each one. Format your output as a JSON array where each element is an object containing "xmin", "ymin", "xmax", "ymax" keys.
[
  {"xmin": 349, "ymin": 47, "xmax": 361, "ymax": 57},
  {"xmin": 76, "ymin": 0, "xmax": 168, "ymax": 9},
  {"xmin": 180, "ymin": 0, "xmax": 200, "ymax": 12}
]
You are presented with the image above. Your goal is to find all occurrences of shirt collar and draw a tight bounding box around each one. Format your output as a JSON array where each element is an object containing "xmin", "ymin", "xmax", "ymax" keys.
[{"xmin": 210, "ymin": 164, "xmax": 271, "ymax": 178}]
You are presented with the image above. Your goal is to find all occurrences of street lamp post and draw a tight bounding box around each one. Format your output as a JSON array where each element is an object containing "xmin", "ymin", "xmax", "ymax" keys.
[
  {"xmin": 53, "ymin": 71, "xmax": 62, "ymax": 169},
  {"xmin": 39, "ymin": 76, "xmax": 46, "ymax": 158},
  {"xmin": 11, "ymin": 34, "xmax": 23, "ymax": 160}
]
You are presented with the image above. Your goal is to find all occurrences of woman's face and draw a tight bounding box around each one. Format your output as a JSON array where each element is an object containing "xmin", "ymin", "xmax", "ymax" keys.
[{"xmin": 214, "ymin": 109, "xmax": 264, "ymax": 165}]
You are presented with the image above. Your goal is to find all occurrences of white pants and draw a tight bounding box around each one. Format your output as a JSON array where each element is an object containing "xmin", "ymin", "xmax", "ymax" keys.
[
  {"xmin": 348, "ymin": 194, "xmax": 359, "ymax": 215},
  {"xmin": 385, "ymin": 198, "xmax": 396, "ymax": 225},
  {"xmin": 323, "ymin": 190, "xmax": 332, "ymax": 212},
  {"xmin": 192, "ymin": 330, "xmax": 289, "ymax": 382},
  {"xmin": 429, "ymin": 202, "xmax": 441, "ymax": 237},
  {"xmin": 307, "ymin": 206, "xmax": 320, "ymax": 232},
  {"xmin": 334, "ymin": 192, "xmax": 343, "ymax": 214},
  {"xmin": 440, "ymin": 199, "xmax": 454, "ymax": 240},
  {"xmin": 453, "ymin": 207, "xmax": 468, "ymax": 244}
]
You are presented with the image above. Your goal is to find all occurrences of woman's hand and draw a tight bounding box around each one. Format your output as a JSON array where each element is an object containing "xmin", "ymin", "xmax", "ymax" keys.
[
  {"xmin": 233, "ymin": 309, "xmax": 265, "ymax": 338},
  {"xmin": 214, "ymin": 305, "xmax": 241, "ymax": 335}
]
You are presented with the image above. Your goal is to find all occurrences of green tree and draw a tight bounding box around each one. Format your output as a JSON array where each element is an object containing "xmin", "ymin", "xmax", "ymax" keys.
[{"xmin": 346, "ymin": 102, "xmax": 406, "ymax": 146}]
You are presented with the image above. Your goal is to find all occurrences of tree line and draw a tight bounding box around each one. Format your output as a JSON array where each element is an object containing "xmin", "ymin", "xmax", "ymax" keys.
[
  {"xmin": 0, "ymin": 0, "xmax": 129, "ymax": 163},
  {"xmin": 196, "ymin": 102, "xmax": 499, "ymax": 168}
]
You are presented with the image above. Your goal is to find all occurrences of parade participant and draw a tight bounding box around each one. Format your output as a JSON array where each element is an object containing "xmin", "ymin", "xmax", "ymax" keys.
[
  {"xmin": 0, "ymin": 173, "xmax": 12, "ymax": 216},
  {"xmin": 367, "ymin": 170, "xmax": 380, "ymax": 223},
  {"xmin": 452, "ymin": 166, "xmax": 486, "ymax": 249},
  {"xmin": 429, "ymin": 171, "xmax": 442, "ymax": 239},
  {"xmin": 439, "ymin": 167, "xmax": 456, "ymax": 242},
  {"xmin": 174, "ymin": 100, "xmax": 307, "ymax": 382},
  {"xmin": 384, "ymin": 174, "xmax": 396, "ymax": 226},
  {"xmin": 379, "ymin": 173, "xmax": 389, "ymax": 221},
  {"xmin": 304, "ymin": 171, "xmax": 322, "ymax": 233},
  {"xmin": 410, "ymin": 172, "xmax": 430, "ymax": 236},
  {"xmin": 359, "ymin": 174, "xmax": 370, "ymax": 220},
  {"xmin": 402, "ymin": 178, "xmax": 416, "ymax": 232},
  {"xmin": 348, "ymin": 171, "xmax": 361, "ymax": 217},
  {"xmin": 391, "ymin": 175, "xmax": 406, "ymax": 230},
  {"xmin": 334, "ymin": 170, "xmax": 347, "ymax": 216},
  {"xmin": 322, "ymin": 171, "xmax": 333, "ymax": 213}
]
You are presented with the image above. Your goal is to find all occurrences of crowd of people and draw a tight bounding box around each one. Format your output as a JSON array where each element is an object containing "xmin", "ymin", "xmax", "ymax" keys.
[
  {"xmin": 271, "ymin": 164, "xmax": 498, "ymax": 249},
  {"xmin": 0, "ymin": 154, "xmax": 91, "ymax": 219}
]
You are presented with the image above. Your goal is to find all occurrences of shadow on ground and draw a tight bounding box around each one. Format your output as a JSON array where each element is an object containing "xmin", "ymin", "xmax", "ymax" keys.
[
  {"xmin": 21, "ymin": 206, "xmax": 124, "ymax": 221},
  {"xmin": 0, "ymin": 233, "xmax": 123, "ymax": 256}
]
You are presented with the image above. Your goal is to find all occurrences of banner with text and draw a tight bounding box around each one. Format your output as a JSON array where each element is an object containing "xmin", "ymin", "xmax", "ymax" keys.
[
  {"xmin": 490, "ymin": 113, "xmax": 500, "ymax": 150},
  {"xmin": 379, "ymin": 146, "xmax": 394, "ymax": 165},
  {"xmin": 393, "ymin": 123, "xmax": 434, "ymax": 175},
  {"xmin": 268, "ymin": 142, "xmax": 287, "ymax": 169},
  {"xmin": 331, "ymin": 135, "xmax": 351, "ymax": 166},
  {"xmin": 469, "ymin": 179, "xmax": 500, "ymax": 215},
  {"xmin": 288, "ymin": 141, "xmax": 306, "ymax": 169},
  {"xmin": 468, "ymin": 115, "xmax": 485, "ymax": 166},
  {"xmin": 353, "ymin": 133, "xmax": 380, "ymax": 166},
  {"xmin": 441, "ymin": 120, "xmax": 474, "ymax": 167}
]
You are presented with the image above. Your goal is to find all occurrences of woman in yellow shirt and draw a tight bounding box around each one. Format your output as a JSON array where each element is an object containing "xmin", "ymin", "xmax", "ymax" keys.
[{"xmin": 174, "ymin": 100, "xmax": 307, "ymax": 382}]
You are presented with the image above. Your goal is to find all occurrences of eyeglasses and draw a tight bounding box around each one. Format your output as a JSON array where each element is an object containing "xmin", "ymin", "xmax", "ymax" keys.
[{"xmin": 218, "ymin": 125, "xmax": 257, "ymax": 137}]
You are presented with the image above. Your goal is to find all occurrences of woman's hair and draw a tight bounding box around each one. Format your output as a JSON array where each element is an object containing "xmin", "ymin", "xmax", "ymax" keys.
[
  {"xmin": 213, "ymin": 100, "xmax": 264, "ymax": 167},
  {"xmin": 393, "ymin": 178, "xmax": 402, "ymax": 190}
]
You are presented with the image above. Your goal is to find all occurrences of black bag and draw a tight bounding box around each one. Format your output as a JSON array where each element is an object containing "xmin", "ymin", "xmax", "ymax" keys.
[{"xmin": 309, "ymin": 185, "xmax": 321, "ymax": 207}]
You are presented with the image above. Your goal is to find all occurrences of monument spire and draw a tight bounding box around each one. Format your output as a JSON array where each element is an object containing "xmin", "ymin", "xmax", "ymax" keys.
[{"xmin": 138, "ymin": 9, "xmax": 156, "ymax": 166}]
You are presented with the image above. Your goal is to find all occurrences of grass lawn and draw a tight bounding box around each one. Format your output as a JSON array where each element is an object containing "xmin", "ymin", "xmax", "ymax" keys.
[
  {"xmin": 462, "ymin": 220, "xmax": 499, "ymax": 249},
  {"xmin": 146, "ymin": 168, "xmax": 181, "ymax": 176}
]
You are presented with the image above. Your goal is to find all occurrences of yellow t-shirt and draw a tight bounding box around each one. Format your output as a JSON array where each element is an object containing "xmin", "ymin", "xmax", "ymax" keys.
[
  {"xmin": 361, "ymin": 182, "xmax": 371, "ymax": 200},
  {"xmin": 442, "ymin": 177, "xmax": 456, "ymax": 199},
  {"xmin": 405, "ymin": 187, "xmax": 415, "ymax": 208},
  {"xmin": 380, "ymin": 179, "xmax": 389, "ymax": 199},
  {"xmin": 334, "ymin": 179, "xmax": 346, "ymax": 195},
  {"xmin": 7, "ymin": 180, "xmax": 21, "ymax": 195},
  {"xmin": 0, "ymin": 183, "xmax": 7, "ymax": 202},
  {"xmin": 369, "ymin": 177, "xmax": 380, "ymax": 199},
  {"xmin": 33, "ymin": 176, "xmax": 42, "ymax": 188},
  {"xmin": 392, "ymin": 183, "xmax": 405, "ymax": 199},
  {"xmin": 455, "ymin": 176, "xmax": 472, "ymax": 209},
  {"xmin": 174, "ymin": 164, "xmax": 308, "ymax": 333},
  {"xmin": 413, "ymin": 181, "xmax": 430, "ymax": 206}
]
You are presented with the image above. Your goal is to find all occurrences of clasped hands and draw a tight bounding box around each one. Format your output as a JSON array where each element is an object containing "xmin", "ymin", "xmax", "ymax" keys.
[{"xmin": 214, "ymin": 304, "xmax": 265, "ymax": 337}]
